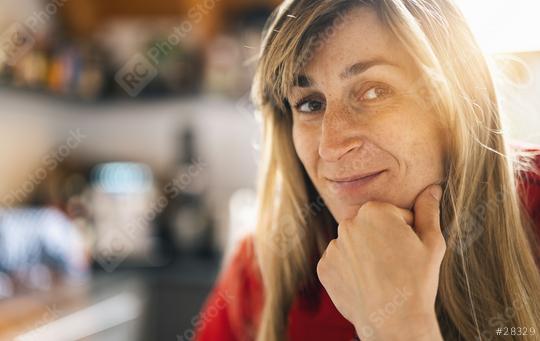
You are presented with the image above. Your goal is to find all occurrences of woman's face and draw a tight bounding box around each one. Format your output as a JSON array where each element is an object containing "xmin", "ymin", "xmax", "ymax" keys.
[{"xmin": 289, "ymin": 7, "xmax": 447, "ymax": 223}]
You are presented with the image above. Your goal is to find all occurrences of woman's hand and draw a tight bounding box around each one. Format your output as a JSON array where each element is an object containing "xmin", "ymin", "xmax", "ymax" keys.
[{"xmin": 317, "ymin": 184, "xmax": 446, "ymax": 341}]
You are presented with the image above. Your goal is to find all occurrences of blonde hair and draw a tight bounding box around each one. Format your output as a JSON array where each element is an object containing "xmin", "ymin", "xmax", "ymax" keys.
[{"xmin": 250, "ymin": 0, "xmax": 540, "ymax": 340}]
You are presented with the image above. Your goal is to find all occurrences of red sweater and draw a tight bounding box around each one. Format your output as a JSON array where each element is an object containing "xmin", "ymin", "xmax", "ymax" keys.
[{"xmin": 195, "ymin": 147, "xmax": 540, "ymax": 341}]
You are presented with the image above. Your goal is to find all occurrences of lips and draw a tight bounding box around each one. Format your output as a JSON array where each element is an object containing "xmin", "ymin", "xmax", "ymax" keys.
[
  {"xmin": 325, "ymin": 169, "xmax": 386, "ymax": 196},
  {"xmin": 327, "ymin": 170, "xmax": 386, "ymax": 183}
]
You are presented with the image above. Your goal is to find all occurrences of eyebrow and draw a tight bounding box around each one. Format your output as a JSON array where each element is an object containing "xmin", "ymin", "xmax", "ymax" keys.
[{"xmin": 293, "ymin": 57, "xmax": 396, "ymax": 88}]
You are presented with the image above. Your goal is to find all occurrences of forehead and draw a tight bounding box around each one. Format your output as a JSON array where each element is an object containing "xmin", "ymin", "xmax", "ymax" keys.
[{"xmin": 301, "ymin": 6, "xmax": 409, "ymax": 79}]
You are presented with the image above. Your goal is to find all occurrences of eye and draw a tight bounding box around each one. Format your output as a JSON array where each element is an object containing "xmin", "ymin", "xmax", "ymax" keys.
[
  {"xmin": 360, "ymin": 85, "xmax": 394, "ymax": 102},
  {"xmin": 294, "ymin": 98, "xmax": 325, "ymax": 114}
]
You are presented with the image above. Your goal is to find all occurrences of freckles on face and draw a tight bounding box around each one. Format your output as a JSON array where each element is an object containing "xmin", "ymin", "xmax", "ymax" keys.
[{"xmin": 289, "ymin": 7, "xmax": 446, "ymax": 223}]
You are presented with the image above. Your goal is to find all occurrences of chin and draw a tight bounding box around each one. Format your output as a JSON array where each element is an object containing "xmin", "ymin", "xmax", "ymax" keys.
[
  {"xmin": 325, "ymin": 193, "xmax": 410, "ymax": 223},
  {"xmin": 322, "ymin": 192, "xmax": 376, "ymax": 222},
  {"xmin": 328, "ymin": 203, "xmax": 363, "ymax": 223}
]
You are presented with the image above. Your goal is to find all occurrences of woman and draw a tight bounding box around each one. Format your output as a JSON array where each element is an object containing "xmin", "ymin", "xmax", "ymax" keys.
[{"xmin": 195, "ymin": 0, "xmax": 540, "ymax": 340}]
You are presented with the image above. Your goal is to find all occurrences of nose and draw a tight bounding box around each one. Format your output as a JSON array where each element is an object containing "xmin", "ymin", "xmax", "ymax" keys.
[{"xmin": 318, "ymin": 103, "xmax": 364, "ymax": 162}]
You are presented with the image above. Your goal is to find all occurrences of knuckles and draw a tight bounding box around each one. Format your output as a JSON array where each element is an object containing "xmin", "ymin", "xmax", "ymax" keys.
[
  {"xmin": 316, "ymin": 258, "xmax": 325, "ymax": 278},
  {"xmin": 433, "ymin": 233, "xmax": 447, "ymax": 255},
  {"xmin": 317, "ymin": 239, "xmax": 338, "ymax": 278},
  {"xmin": 316, "ymin": 251, "xmax": 329, "ymax": 279},
  {"xmin": 336, "ymin": 220, "xmax": 351, "ymax": 238}
]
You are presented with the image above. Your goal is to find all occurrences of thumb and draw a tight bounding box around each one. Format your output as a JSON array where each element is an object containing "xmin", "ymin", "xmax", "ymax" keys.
[{"xmin": 413, "ymin": 184, "xmax": 443, "ymax": 249}]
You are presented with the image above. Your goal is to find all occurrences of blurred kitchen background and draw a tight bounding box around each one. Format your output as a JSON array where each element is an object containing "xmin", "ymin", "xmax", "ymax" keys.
[{"xmin": 0, "ymin": 0, "xmax": 538, "ymax": 340}]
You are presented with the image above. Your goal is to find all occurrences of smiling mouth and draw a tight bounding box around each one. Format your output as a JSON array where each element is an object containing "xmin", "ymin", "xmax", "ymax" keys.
[
  {"xmin": 327, "ymin": 170, "xmax": 386, "ymax": 183},
  {"xmin": 326, "ymin": 170, "xmax": 386, "ymax": 194}
]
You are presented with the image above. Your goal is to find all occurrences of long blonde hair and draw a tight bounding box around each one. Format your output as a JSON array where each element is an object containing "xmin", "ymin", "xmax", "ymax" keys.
[{"xmin": 250, "ymin": 0, "xmax": 540, "ymax": 340}]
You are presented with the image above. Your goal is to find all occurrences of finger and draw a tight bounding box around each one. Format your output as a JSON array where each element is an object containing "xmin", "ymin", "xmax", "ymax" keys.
[
  {"xmin": 395, "ymin": 207, "xmax": 414, "ymax": 226},
  {"xmin": 355, "ymin": 201, "xmax": 413, "ymax": 226},
  {"xmin": 413, "ymin": 184, "xmax": 444, "ymax": 250}
]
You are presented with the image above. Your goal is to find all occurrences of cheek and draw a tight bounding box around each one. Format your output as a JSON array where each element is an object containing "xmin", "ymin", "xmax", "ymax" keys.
[
  {"xmin": 390, "ymin": 112, "xmax": 446, "ymax": 183},
  {"xmin": 292, "ymin": 124, "xmax": 319, "ymax": 172},
  {"xmin": 408, "ymin": 117, "xmax": 446, "ymax": 172}
]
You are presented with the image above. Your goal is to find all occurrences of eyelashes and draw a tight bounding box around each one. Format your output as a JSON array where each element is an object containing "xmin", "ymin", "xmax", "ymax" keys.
[
  {"xmin": 293, "ymin": 95, "xmax": 325, "ymax": 113},
  {"xmin": 360, "ymin": 85, "xmax": 394, "ymax": 101},
  {"xmin": 292, "ymin": 83, "xmax": 395, "ymax": 114}
]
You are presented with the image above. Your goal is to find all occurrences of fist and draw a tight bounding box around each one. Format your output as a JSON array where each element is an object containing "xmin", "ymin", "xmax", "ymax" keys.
[{"xmin": 317, "ymin": 184, "xmax": 446, "ymax": 340}]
